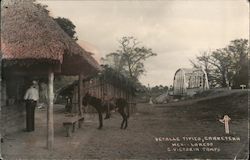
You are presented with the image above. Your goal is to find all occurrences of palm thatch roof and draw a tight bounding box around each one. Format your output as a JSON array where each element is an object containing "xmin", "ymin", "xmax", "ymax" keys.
[{"xmin": 1, "ymin": 0, "xmax": 100, "ymax": 75}]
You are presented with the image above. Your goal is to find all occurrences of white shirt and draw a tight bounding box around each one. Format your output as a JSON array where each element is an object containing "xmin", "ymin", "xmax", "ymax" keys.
[{"xmin": 24, "ymin": 87, "xmax": 39, "ymax": 101}]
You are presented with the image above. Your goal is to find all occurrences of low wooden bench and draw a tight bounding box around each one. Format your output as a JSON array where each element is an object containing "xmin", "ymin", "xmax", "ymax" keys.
[{"xmin": 63, "ymin": 115, "xmax": 85, "ymax": 137}]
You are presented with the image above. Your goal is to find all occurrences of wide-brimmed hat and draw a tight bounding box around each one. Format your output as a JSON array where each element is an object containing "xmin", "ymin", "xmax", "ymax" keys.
[{"xmin": 32, "ymin": 80, "xmax": 38, "ymax": 85}]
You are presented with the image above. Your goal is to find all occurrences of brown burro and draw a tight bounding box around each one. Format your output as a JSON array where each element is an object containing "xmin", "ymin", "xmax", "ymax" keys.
[{"xmin": 82, "ymin": 92, "xmax": 129, "ymax": 129}]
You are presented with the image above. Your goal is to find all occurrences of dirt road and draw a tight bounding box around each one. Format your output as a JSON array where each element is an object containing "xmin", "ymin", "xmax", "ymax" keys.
[{"xmin": 2, "ymin": 91, "xmax": 248, "ymax": 159}]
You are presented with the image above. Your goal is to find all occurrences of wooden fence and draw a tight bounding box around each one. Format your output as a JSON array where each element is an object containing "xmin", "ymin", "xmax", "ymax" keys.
[{"xmin": 69, "ymin": 76, "xmax": 137, "ymax": 115}]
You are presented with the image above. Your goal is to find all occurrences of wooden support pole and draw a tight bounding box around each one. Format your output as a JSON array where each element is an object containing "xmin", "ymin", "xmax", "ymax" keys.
[
  {"xmin": 47, "ymin": 70, "xmax": 54, "ymax": 150},
  {"xmin": 78, "ymin": 74, "xmax": 83, "ymax": 116}
]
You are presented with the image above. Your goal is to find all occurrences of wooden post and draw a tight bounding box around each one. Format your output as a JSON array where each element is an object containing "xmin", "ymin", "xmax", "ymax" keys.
[
  {"xmin": 219, "ymin": 115, "xmax": 231, "ymax": 134},
  {"xmin": 78, "ymin": 74, "xmax": 83, "ymax": 116},
  {"xmin": 47, "ymin": 70, "xmax": 54, "ymax": 150}
]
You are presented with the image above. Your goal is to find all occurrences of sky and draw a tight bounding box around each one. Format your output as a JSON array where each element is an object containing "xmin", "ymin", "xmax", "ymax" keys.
[{"xmin": 38, "ymin": 0, "xmax": 249, "ymax": 86}]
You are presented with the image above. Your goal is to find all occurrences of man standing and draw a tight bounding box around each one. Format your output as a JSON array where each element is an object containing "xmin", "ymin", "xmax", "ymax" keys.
[{"xmin": 24, "ymin": 80, "xmax": 39, "ymax": 132}]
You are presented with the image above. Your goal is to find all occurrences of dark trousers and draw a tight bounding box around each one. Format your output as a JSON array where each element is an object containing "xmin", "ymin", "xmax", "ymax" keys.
[{"xmin": 25, "ymin": 100, "xmax": 37, "ymax": 132}]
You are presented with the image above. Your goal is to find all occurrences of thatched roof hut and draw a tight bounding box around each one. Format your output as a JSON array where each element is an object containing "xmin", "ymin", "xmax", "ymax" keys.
[
  {"xmin": 1, "ymin": 0, "xmax": 100, "ymax": 150},
  {"xmin": 1, "ymin": 0, "xmax": 100, "ymax": 75}
]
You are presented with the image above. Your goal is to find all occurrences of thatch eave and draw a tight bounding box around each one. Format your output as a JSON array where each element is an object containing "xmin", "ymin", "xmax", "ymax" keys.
[{"xmin": 1, "ymin": 0, "xmax": 100, "ymax": 76}]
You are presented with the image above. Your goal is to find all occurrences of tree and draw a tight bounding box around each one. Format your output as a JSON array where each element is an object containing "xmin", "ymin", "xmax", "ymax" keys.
[
  {"xmin": 192, "ymin": 49, "xmax": 234, "ymax": 88},
  {"xmin": 102, "ymin": 36, "xmax": 157, "ymax": 80},
  {"xmin": 35, "ymin": 3, "xmax": 78, "ymax": 41},
  {"xmin": 227, "ymin": 39, "xmax": 248, "ymax": 88},
  {"xmin": 151, "ymin": 85, "xmax": 169, "ymax": 94},
  {"xmin": 190, "ymin": 51, "xmax": 217, "ymax": 87},
  {"xmin": 191, "ymin": 39, "xmax": 248, "ymax": 88},
  {"xmin": 53, "ymin": 17, "xmax": 78, "ymax": 41},
  {"xmin": 210, "ymin": 48, "xmax": 233, "ymax": 87}
]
